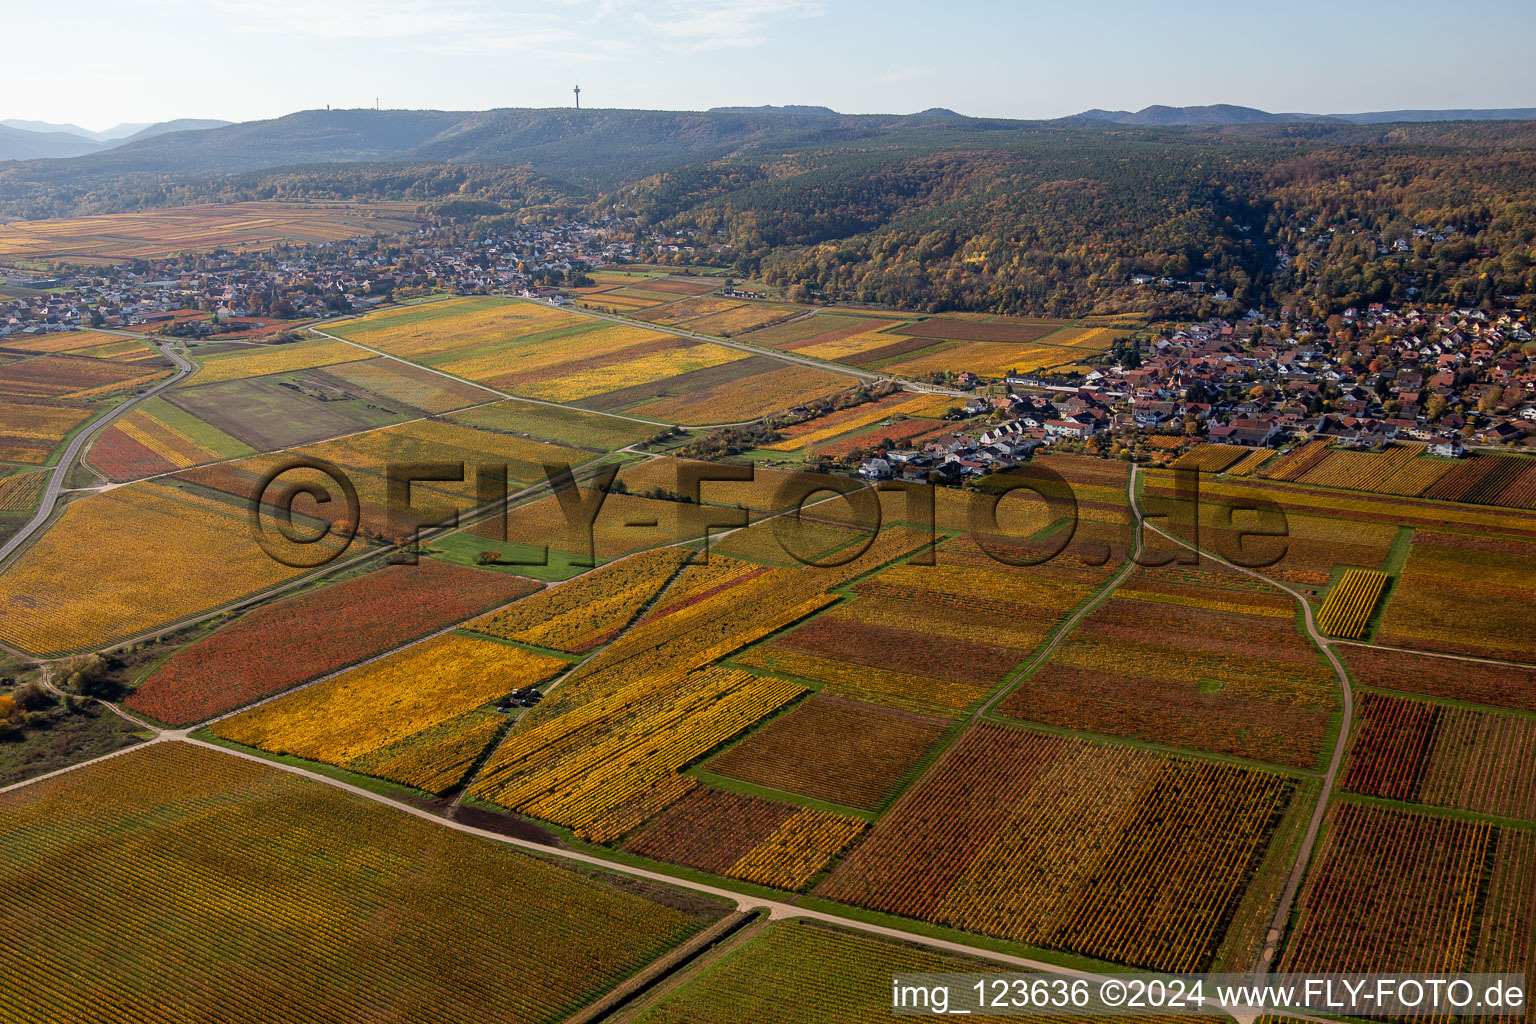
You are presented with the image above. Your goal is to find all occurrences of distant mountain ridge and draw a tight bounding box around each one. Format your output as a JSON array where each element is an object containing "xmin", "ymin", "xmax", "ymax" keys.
[
  {"xmin": 1, "ymin": 119, "xmax": 148, "ymax": 142},
  {"xmin": 7, "ymin": 107, "xmax": 1035, "ymax": 190},
  {"xmin": 0, "ymin": 118, "xmax": 232, "ymax": 160},
  {"xmin": 1067, "ymin": 104, "xmax": 1536, "ymax": 125},
  {"xmin": 0, "ymin": 124, "xmax": 103, "ymax": 160},
  {"xmin": 708, "ymin": 105, "xmax": 840, "ymax": 115},
  {"xmin": 6, "ymin": 101, "xmax": 1530, "ymax": 166},
  {"xmin": 1, "ymin": 103, "xmax": 1533, "ymax": 218}
]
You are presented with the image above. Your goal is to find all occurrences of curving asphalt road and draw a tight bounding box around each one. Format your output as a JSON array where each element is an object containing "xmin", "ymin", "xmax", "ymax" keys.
[
  {"xmin": 0, "ymin": 341, "xmax": 195, "ymax": 567},
  {"xmin": 1125, "ymin": 464, "xmax": 1354, "ymax": 974}
]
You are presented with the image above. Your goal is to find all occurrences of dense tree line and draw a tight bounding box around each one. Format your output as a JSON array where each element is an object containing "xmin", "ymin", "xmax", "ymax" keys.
[{"xmin": 2, "ymin": 115, "xmax": 1533, "ymax": 316}]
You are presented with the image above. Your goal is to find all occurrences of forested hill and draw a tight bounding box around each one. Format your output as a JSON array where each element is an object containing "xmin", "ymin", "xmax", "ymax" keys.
[
  {"xmin": 0, "ymin": 107, "xmax": 1029, "ymax": 215},
  {"xmin": 2, "ymin": 107, "xmax": 1533, "ymax": 317},
  {"xmin": 608, "ymin": 121, "xmax": 1536, "ymax": 316}
]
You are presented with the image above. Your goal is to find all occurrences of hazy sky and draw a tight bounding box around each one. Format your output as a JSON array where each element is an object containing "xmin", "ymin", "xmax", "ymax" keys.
[{"xmin": 13, "ymin": 0, "xmax": 1535, "ymax": 129}]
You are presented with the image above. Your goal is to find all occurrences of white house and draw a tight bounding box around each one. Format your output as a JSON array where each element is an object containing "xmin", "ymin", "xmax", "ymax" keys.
[{"xmin": 858, "ymin": 458, "xmax": 893, "ymax": 479}]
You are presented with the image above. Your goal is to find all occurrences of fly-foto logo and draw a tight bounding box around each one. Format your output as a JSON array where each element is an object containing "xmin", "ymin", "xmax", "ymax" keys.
[{"xmin": 246, "ymin": 461, "xmax": 1292, "ymax": 572}]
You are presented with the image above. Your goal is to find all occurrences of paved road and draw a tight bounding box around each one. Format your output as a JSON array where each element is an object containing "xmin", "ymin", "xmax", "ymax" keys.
[
  {"xmin": 1337, "ymin": 637, "xmax": 1536, "ymax": 672},
  {"xmin": 1125, "ymin": 464, "xmax": 1354, "ymax": 973},
  {"xmin": 0, "ymin": 341, "xmax": 194, "ymax": 567},
  {"xmin": 0, "ymin": 463, "xmax": 1356, "ymax": 1019},
  {"xmin": 173, "ymin": 734, "xmax": 1280, "ymax": 1021},
  {"xmin": 971, "ymin": 464, "xmax": 1144, "ymax": 722}
]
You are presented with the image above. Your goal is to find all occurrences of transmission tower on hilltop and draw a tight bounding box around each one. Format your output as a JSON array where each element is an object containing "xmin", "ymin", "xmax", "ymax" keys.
[{"xmin": 573, "ymin": 83, "xmax": 581, "ymax": 109}]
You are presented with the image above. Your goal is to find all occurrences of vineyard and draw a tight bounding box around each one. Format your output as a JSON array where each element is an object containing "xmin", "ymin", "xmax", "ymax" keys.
[
  {"xmin": 637, "ymin": 918, "xmax": 1198, "ymax": 1024},
  {"xmin": 1343, "ymin": 692, "xmax": 1536, "ymax": 821},
  {"xmin": 632, "ymin": 294, "xmax": 742, "ymax": 324},
  {"xmin": 570, "ymin": 271, "xmax": 713, "ymax": 312},
  {"xmin": 467, "ymin": 547, "xmax": 689, "ymax": 653},
  {"xmin": 163, "ymin": 414, "xmax": 596, "ymax": 547},
  {"xmin": 0, "ymin": 351, "xmax": 170, "ymax": 404},
  {"xmin": 0, "ymin": 398, "xmax": 95, "ymax": 464},
  {"xmin": 817, "ymin": 723, "xmax": 1295, "ymax": 971},
  {"xmin": 85, "ymin": 397, "xmax": 254, "ymax": 481},
  {"xmin": 503, "ymin": 338, "xmax": 747, "ymax": 403},
  {"xmin": 1251, "ymin": 439, "xmax": 1536, "ymax": 510},
  {"xmin": 0, "ymin": 481, "xmax": 353, "ymax": 656},
  {"xmin": 1294, "ymin": 443, "xmax": 1427, "ymax": 492},
  {"xmin": 675, "ymin": 302, "xmax": 799, "ymax": 337},
  {"xmin": 1000, "ymin": 562, "xmax": 1336, "ymax": 768},
  {"xmin": 1139, "ymin": 471, "xmax": 1406, "ymax": 581},
  {"xmin": 0, "ymin": 742, "xmax": 710, "ymax": 1023},
  {"xmin": 188, "ymin": 337, "xmax": 372, "ymax": 386},
  {"xmin": 813, "ymin": 416, "xmax": 948, "ymax": 459},
  {"xmin": 1168, "ymin": 444, "xmax": 1249, "ymax": 473},
  {"xmin": 741, "ymin": 535, "xmax": 1112, "ymax": 718},
  {"xmin": 763, "ymin": 393, "xmax": 939, "ymax": 453},
  {"xmin": 882, "ymin": 326, "xmax": 1122, "ymax": 379},
  {"xmin": 300, "ymin": 416, "xmax": 582, "ymax": 490},
  {"xmin": 1316, "ymin": 569, "xmax": 1389, "ymax": 639},
  {"xmin": 127, "ymin": 559, "xmax": 538, "ymax": 725},
  {"xmin": 468, "ymin": 666, "xmax": 808, "ymax": 831},
  {"xmin": 1280, "ymin": 801, "xmax": 1531, "ymax": 982},
  {"xmin": 323, "ymin": 356, "xmax": 495, "ymax": 414},
  {"xmin": 992, "ymin": 454, "xmax": 1138, "ymax": 562},
  {"xmin": 624, "ymin": 786, "xmax": 866, "ymax": 891},
  {"xmin": 468, "ymin": 530, "xmax": 928, "ymax": 838},
  {"xmin": 1426, "ymin": 453, "xmax": 1536, "ymax": 506},
  {"xmin": 743, "ymin": 313, "xmax": 903, "ymax": 351},
  {"xmin": 212, "ymin": 633, "xmax": 566, "ymax": 772},
  {"xmin": 711, "ymin": 515, "xmax": 871, "ymax": 567},
  {"xmin": 785, "ymin": 322, "xmax": 917, "ymax": 363},
  {"xmin": 1339, "ymin": 645, "xmax": 1536, "ymax": 713},
  {"xmin": 344, "ymin": 709, "xmax": 507, "ymax": 794},
  {"xmin": 469, "ymin": 487, "xmax": 726, "ymax": 562},
  {"xmin": 446, "ymin": 399, "xmax": 655, "ymax": 450},
  {"xmin": 0, "ymin": 201, "xmax": 421, "ymax": 263},
  {"xmin": 1376, "ymin": 531, "xmax": 1536, "ymax": 663},
  {"xmin": 338, "ymin": 300, "xmax": 785, "ymax": 416},
  {"xmin": 624, "ymin": 362, "xmax": 856, "ymax": 425},
  {"xmin": 706, "ymin": 696, "xmax": 948, "ymax": 810},
  {"xmin": 1151, "ymin": 472, "xmax": 1536, "ymax": 539},
  {"xmin": 1259, "ymin": 440, "xmax": 1335, "ymax": 482},
  {"xmin": 892, "ymin": 315, "xmax": 1073, "ymax": 344},
  {"xmin": 0, "ymin": 469, "xmax": 45, "ymax": 512},
  {"xmin": 326, "ymin": 296, "xmax": 589, "ymax": 363},
  {"xmin": 6, "ymin": 330, "xmax": 157, "ymax": 361},
  {"xmin": 533, "ymin": 528, "xmax": 928, "ymax": 721},
  {"xmin": 1226, "ymin": 448, "xmax": 1275, "ymax": 476}
]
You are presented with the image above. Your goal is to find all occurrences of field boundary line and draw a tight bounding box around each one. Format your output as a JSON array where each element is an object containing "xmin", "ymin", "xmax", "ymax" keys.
[
  {"xmin": 1125, "ymin": 464, "xmax": 1353, "ymax": 974},
  {"xmin": 79, "ymin": 393, "xmax": 514, "ymax": 489},
  {"xmin": 160, "ymin": 735, "xmax": 1263, "ymax": 1021},
  {"xmin": 1336, "ymin": 638, "xmax": 1536, "ymax": 673},
  {"xmin": 971, "ymin": 465, "xmax": 1145, "ymax": 724},
  {"xmin": 0, "ymin": 341, "xmax": 194, "ymax": 569},
  {"xmin": 545, "ymin": 300, "xmax": 885, "ymax": 385},
  {"xmin": 307, "ymin": 326, "xmax": 676, "ymax": 430},
  {"xmin": 561, "ymin": 910, "xmax": 759, "ymax": 1024}
]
